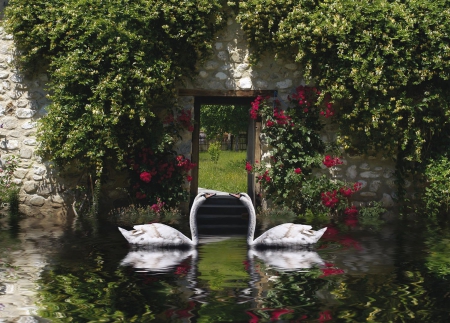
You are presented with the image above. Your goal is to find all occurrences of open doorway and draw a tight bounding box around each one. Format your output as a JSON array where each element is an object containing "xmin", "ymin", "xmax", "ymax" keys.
[
  {"xmin": 197, "ymin": 104, "xmax": 249, "ymax": 194},
  {"xmin": 178, "ymin": 89, "xmax": 273, "ymax": 205}
]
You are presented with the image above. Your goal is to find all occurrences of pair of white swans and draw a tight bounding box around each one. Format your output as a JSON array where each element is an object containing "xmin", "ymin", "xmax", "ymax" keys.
[{"xmin": 118, "ymin": 192, "xmax": 327, "ymax": 248}]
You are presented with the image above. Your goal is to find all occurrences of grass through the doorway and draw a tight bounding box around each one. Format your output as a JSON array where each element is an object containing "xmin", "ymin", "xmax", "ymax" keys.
[{"xmin": 198, "ymin": 150, "xmax": 247, "ymax": 193}]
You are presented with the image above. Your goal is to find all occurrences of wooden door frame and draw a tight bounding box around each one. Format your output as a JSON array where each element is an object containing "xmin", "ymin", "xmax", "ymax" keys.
[{"xmin": 178, "ymin": 89, "xmax": 273, "ymax": 205}]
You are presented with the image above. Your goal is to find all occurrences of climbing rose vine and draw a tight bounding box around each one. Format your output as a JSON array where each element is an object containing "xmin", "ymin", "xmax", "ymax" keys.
[
  {"xmin": 128, "ymin": 148, "xmax": 196, "ymax": 205},
  {"xmin": 247, "ymin": 86, "xmax": 360, "ymax": 216}
]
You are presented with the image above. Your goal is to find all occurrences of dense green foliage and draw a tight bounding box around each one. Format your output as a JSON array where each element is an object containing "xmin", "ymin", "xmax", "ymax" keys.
[
  {"xmin": 423, "ymin": 156, "xmax": 450, "ymax": 217},
  {"xmin": 248, "ymin": 88, "xmax": 363, "ymax": 216},
  {"xmin": 200, "ymin": 104, "xmax": 249, "ymax": 141},
  {"xmin": 237, "ymin": 0, "xmax": 450, "ymax": 158},
  {"xmin": 237, "ymin": 0, "xmax": 450, "ymax": 205},
  {"xmin": 5, "ymin": 0, "xmax": 228, "ymax": 176}
]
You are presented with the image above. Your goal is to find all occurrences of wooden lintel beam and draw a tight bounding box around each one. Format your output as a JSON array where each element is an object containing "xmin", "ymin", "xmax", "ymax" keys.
[{"xmin": 177, "ymin": 89, "xmax": 274, "ymax": 97}]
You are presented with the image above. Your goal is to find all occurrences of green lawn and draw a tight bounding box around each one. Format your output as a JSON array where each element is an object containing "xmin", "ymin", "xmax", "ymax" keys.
[{"xmin": 198, "ymin": 150, "xmax": 247, "ymax": 193}]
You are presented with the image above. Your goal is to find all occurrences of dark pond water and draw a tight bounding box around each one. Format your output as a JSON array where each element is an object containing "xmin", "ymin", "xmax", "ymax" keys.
[{"xmin": 1, "ymin": 214, "xmax": 450, "ymax": 322}]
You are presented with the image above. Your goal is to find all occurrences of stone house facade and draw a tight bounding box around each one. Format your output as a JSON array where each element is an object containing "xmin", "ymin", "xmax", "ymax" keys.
[{"xmin": 0, "ymin": 16, "xmax": 399, "ymax": 216}]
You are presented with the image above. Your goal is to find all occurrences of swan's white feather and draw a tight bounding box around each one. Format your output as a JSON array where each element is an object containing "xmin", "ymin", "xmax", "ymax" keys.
[
  {"xmin": 237, "ymin": 193, "xmax": 327, "ymax": 247},
  {"xmin": 119, "ymin": 223, "xmax": 192, "ymax": 246},
  {"xmin": 118, "ymin": 192, "xmax": 211, "ymax": 247}
]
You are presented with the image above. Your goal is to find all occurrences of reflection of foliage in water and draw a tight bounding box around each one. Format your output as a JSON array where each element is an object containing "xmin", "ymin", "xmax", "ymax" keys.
[
  {"xmin": 197, "ymin": 238, "xmax": 249, "ymax": 292},
  {"xmin": 38, "ymin": 254, "xmax": 153, "ymax": 322},
  {"xmin": 197, "ymin": 302, "xmax": 250, "ymax": 323},
  {"xmin": 195, "ymin": 238, "xmax": 252, "ymax": 322},
  {"xmin": 426, "ymin": 237, "xmax": 450, "ymax": 278},
  {"xmin": 425, "ymin": 226, "xmax": 450, "ymax": 278},
  {"xmin": 330, "ymin": 270, "xmax": 436, "ymax": 322},
  {"xmin": 251, "ymin": 264, "xmax": 329, "ymax": 321},
  {"xmin": 37, "ymin": 251, "xmax": 193, "ymax": 322}
]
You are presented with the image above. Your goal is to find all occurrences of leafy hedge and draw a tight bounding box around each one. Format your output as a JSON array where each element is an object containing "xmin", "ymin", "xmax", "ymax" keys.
[
  {"xmin": 237, "ymin": 0, "xmax": 450, "ymax": 171},
  {"xmin": 5, "ymin": 0, "xmax": 228, "ymax": 176}
]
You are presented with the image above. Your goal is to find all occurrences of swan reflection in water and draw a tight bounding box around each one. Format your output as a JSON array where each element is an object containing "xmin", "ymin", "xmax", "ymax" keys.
[
  {"xmin": 248, "ymin": 248, "xmax": 325, "ymax": 272},
  {"xmin": 119, "ymin": 243, "xmax": 325, "ymax": 291},
  {"xmin": 120, "ymin": 248, "xmax": 198, "ymax": 273}
]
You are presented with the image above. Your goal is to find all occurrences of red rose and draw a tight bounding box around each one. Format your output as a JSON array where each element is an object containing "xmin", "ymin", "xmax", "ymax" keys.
[{"xmin": 140, "ymin": 171, "xmax": 152, "ymax": 183}]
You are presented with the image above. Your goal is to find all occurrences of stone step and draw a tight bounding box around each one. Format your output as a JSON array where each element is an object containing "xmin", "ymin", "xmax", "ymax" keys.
[
  {"xmin": 197, "ymin": 213, "xmax": 249, "ymax": 226},
  {"xmin": 197, "ymin": 204, "xmax": 248, "ymax": 216}
]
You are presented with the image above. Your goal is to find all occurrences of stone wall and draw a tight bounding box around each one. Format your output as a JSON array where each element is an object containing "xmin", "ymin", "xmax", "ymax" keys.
[
  {"xmin": 0, "ymin": 26, "xmax": 68, "ymax": 217},
  {"xmin": 0, "ymin": 15, "xmax": 401, "ymax": 217},
  {"xmin": 179, "ymin": 15, "xmax": 399, "ymax": 208}
]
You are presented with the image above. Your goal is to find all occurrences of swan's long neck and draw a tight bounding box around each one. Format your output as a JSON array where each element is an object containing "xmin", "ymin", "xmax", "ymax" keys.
[
  {"xmin": 240, "ymin": 193, "xmax": 256, "ymax": 245},
  {"xmin": 189, "ymin": 195, "xmax": 204, "ymax": 246}
]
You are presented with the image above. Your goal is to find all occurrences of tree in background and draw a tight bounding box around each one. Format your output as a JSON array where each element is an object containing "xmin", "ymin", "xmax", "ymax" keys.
[{"xmin": 200, "ymin": 105, "xmax": 249, "ymax": 150}]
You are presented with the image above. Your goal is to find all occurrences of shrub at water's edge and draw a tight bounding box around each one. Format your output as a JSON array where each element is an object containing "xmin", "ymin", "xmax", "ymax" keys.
[{"xmin": 0, "ymin": 155, "xmax": 20, "ymax": 220}]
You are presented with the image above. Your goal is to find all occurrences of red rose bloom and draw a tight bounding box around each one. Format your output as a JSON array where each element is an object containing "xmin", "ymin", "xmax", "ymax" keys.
[{"xmin": 140, "ymin": 171, "xmax": 152, "ymax": 183}]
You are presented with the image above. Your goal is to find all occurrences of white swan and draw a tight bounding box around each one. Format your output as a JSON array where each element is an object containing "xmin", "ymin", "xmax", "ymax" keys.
[
  {"xmin": 230, "ymin": 193, "xmax": 327, "ymax": 247},
  {"xmin": 118, "ymin": 192, "xmax": 215, "ymax": 247}
]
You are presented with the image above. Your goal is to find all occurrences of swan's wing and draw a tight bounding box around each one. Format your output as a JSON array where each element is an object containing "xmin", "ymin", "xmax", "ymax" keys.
[
  {"xmin": 252, "ymin": 223, "xmax": 324, "ymax": 246},
  {"xmin": 119, "ymin": 223, "xmax": 192, "ymax": 246}
]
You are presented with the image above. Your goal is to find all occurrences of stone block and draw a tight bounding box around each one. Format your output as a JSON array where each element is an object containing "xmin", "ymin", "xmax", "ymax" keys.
[
  {"xmin": 9, "ymin": 89, "xmax": 23, "ymax": 100},
  {"xmin": 23, "ymin": 181, "xmax": 37, "ymax": 194},
  {"xmin": 369, "ymin": 180, "xmax": 381, "ymax": 192},
  {"xmin": 215, "ymin": 72, "xmax": 227, "ymax": 80},
  {"xmin": 284, "ymin": 63, "xmax": 297, "ymax": 70},
  {"xmin": 239, "ymin": 77, "xmax": 252, "ymax": 89},
  {"xmin": 217, "ymin": 51, "xmax": 228, "ymax": 61},
  {"xmin": 16, "ymin": 108, "xmax": 36, "ymax": 119},
  {"xmin": 13, "ymin": 169, "xmax": 28, "ymax": 179},
  {"xmin": 20, "ymin": 148, "xmax": 33, "ymax": 159},
  {"xmin": 360, "ymin": 171, "xmax": 380, "ymax": 178},
  {"xmin": 205, "ymin": 61, "xmax": 219, "ymax": 70},
  {"xmin": 276, "ymin": 79, "xmax": 292, "ymax": 89},
  {"xmin": 23, "ymin": 138, "xmax": 36, "ymax": 146},
  {"xmin": 2, "ymin": 116, "xmax": 18, "ymax": 129},
  {"xmin": 29, "ymin": 195, "xmax": 46, "ymax": 206},
  {"xmin": 33, "ymin": 166, "xmax": 46, "ymax": 176},
  {"xmin": 360, "ymin": 192, "xmax": 377, "ymax": 197},
  {"xmin": 10, "ymin": 73, "xmax": 24, "ymax": 83},
  {"xmin": 359, "ymin": 163, "xmax": 370, "ymax": 170},
  {"xmin": 1, "ymin": 139, "xmax": 19, "ymax": 150},
  {"xmin": 357, "ymin": 180, "xmax": 368, "ymax": 189},
  {"xmin": 346, "ymin": 165, "xmax": 358, "ymax": 179},
  {"xmin": 51, "ymin": 194, "xmax": 65, "ymax": 204},
  {"xmin": 21, "ymin": 121, "xmax": 37, "ymax": 129}
]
